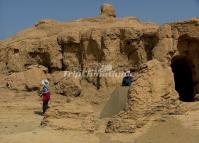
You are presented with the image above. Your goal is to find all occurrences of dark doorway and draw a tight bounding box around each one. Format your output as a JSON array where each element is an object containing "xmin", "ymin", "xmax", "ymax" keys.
[{"xmin": 171, "ymin": 57, "xmax": 195, "ymax": 102}]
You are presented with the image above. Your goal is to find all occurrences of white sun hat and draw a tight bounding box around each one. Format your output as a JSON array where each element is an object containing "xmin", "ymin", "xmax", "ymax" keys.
[
  {"xmin": 41, "ymin": 79, "xmax": 49, "ymax": 86},
  {"xmin": 126, "ymin": 71, "xmax": 130, "ymax": 74},
  {"xmin": 126, "ymin": 70, "xmax": 132, "ymax": 76}
]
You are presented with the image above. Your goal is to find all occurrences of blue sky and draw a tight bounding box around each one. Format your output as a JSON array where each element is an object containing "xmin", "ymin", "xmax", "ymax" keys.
[{"xmin": 0, "ymin": 0, "xmax": 198, "ymax": 40}]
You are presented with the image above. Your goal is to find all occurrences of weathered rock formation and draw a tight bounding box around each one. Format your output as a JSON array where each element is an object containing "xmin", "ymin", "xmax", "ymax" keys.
[
  {"xmin": 101, "ymin": 3, "xmax": 116, "ymax": 18},
  {"xmin": 0, "ymin": 4, "xmax": 199, "ymax": 133},
  {"xmin": 105, "ymin": 60, "xmax": 180, "ymax": 133}
]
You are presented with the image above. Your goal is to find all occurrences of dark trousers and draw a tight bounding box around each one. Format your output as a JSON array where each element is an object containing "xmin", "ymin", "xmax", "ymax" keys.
[{"xmin": 43, "ymin": 101, "xmax": 49, "ymax": 114}]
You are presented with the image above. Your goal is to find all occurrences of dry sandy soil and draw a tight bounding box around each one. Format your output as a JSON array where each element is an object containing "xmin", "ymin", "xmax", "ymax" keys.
[{"xmin": 0, "ymin": 88, "xmax": 199, "ymax": 143}]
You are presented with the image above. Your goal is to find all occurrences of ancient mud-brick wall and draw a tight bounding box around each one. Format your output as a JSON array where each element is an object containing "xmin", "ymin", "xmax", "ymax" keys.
[{"xmin": 105, "ymin": 18, "xmax": 199, "ymax": 133}]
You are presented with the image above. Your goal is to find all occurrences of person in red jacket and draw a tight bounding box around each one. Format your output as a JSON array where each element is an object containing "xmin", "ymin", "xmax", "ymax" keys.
[{"xmin": 40, "ymin": 79, "xmax": 51, "ymax": 114}]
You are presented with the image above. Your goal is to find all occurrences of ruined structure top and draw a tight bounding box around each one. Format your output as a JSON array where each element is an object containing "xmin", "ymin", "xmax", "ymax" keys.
[{"xmin": 100, "ymin": 3, "xmax": 116, "ymax": 18}]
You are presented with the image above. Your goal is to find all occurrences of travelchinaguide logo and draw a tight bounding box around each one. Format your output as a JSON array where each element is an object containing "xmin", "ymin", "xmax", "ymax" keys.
[{"xmin": 64, "ymin": 64, "xmax": 126, "ymax": 78}]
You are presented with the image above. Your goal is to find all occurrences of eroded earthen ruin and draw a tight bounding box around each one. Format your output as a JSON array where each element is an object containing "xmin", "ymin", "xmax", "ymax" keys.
[{"xmin": 0, "ymin": 4, "xmax": 199, "ymax": 133}]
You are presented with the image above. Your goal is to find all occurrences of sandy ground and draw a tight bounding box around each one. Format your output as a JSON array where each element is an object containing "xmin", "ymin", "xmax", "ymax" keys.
[
  {"xmin": 137, "ymin": 118, "xmax": 199, "ymax": 143},
  {"xmin": 0, "ymin": 88, "xmax": 199, "ymax": 143}
]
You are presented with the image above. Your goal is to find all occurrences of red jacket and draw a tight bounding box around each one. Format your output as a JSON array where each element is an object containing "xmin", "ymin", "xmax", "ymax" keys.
[{"xmin": 42, "ymin": 91, "xmax": 51, "ymax": 102}]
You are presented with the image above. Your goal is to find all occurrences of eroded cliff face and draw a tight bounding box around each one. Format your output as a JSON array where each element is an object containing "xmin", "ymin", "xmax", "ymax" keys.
[
  {"xmin": 0, "ymin": 4, "xmax": 199, "ymax": 133},
  {"xmin": 105, "ymin": 60, "xmax": 180, "ymax": 133}
]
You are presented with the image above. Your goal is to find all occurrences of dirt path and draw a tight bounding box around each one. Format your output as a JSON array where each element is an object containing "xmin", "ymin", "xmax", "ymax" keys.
[{"xmin": 100, "ymin": 86, "xmax": 129, "ymax": 118}]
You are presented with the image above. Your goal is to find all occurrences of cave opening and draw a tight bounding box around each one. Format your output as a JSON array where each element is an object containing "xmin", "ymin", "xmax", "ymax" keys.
[{"xmin": 171, "ymin": 56, "xmax": 195, "ymax": 102}]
